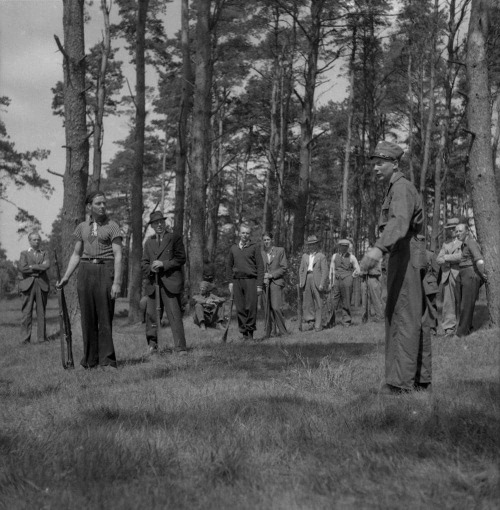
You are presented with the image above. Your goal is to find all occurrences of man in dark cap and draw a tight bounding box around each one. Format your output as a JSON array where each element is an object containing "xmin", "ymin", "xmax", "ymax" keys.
[
  {"xmin": 142, "ymin": 211, "xmax": 187, "ymax": 354},
  {"xmin": 454, "ymin": 220, "xmax": 487, "ymax": 337},
  {"xmin": 360, "ymin": 141, "xmax": 431, "ymax": 394},
  {"xmin": 18, "ymin": 231, "xmax": 51, "ymax": 344},
  {"xmin": 192, "ymin": 281, "xmax": 226, "ymax": 330},
  {"xmin": 57, "ymin": 191, "xmax": 122, "ymax": 369},
  {"xmin": 436, "ymin": 218, "xmax": 461, "ymax": 336},
  {"xmin": 326, "ymin": 238, "xmax": 360, "ymax": 327},
  {"xmin": 298, "ymin": 235, "xmax": 328, "ymax": 332},
  {"xmin": 226, "ymin": 223, "xmax": 264, "ymax": 340}
]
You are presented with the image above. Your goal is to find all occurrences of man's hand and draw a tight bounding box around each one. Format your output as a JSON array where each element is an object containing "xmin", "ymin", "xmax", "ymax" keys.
[
  {"xmin": 228, "ymin": 282, "xmax": 233, "ymax": 294},
  {"xmin": 264, "ymin": 272, "xmax": 273, "ymax": 280},
  {"xmin": 360, "ymin": 247, "xmax": 383, "ymax": 273},
  {"xmin": 257, "ymin": 286, "xmax": 263, "ymax": 295},
  {"xmin": 151, "ymin": 260, "xmax": 164, "ymax": 272},
  {"xmin": 56, "ymin": 277, "xmax": 69, "ymax": 290},
  {"xmin": 111, "ymin": 283, "xmax": 121, "ymax": 299},
  {"xmin": 318, "ymin": 285, "xmax": 324, "ymax": 292}
]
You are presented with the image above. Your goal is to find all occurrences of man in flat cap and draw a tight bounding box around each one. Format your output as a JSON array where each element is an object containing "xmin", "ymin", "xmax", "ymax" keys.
[
  {"xmin": 192, "ymin": 281, "xmax": 226, "ymax": 330},
  {"xmin": 360, "ymin": 141, "xmax": 431, "ymax": 394},
  {"xmin": 57, "ymin": 191, "xmax": 122, "ymax": 369},
  {"xmin": 226, "ymin": 224, "xmax": 264, "ymax": 340},
  {"xmin": 436, "ymin": 218, "xmax": 461, "ymax": 336},
  {"xmin": 142, "ymin": 211, "xmax": 187, "ymax": 354},
  {"xmin": 325, "ymin": 239, "xmax": 360, "ymax": 327},
  {"xmin": 299, "ymin": 235, "xmax": 328, "ymax": 331},
  {"xmin": 18, "ymin": 231, "xmax": 51, "ymax": 344}
]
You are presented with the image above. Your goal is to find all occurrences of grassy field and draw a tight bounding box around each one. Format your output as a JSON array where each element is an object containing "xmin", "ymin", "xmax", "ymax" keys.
[{"xmin": 1, "ymin": 296, "xmax": 498, "ymax": 509}]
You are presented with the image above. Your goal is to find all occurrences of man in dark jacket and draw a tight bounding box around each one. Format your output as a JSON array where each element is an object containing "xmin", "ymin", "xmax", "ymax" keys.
[
  {"xmin": 226, "ymin": 224, "xmax": 264, "ymax": 340},
  {"xmin": 18, "ymin": 231, "xmax": 50, "ymax": 344},
  {"xmin": 360, "ymin": 140, "xmax": 431, "ymax": 394},
  {"xmin": 142, "ymin": 211, "xmax": 187, "ymax": 354}
]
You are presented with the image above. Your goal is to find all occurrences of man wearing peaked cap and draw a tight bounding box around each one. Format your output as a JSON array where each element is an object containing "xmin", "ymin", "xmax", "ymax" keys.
[
  {"xmin": 192, "ymin": 281, "xmax": 225, "ymax": 331},
  {"xmin": 141, "ymin": 210, "xmax": 187, "ymax": 354},
  {"xmin": 325, "ymin": 239, "xmax": 360, "ymax": 328},
  {"xmin": 436, "ymin": 217, "xmax": 462, "ymax": 335},
  {"xmin": 298, "ymin": 235, "xmax": 328, "ymax": 332},
  {"xmin": 361, "ymin": 140, "xmax": 431, "ymax": 394}
]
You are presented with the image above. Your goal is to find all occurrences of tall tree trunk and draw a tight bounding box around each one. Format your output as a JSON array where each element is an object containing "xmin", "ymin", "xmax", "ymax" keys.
[
  {"xmin": 90, "ymin": 0, "xmax": 111, "ymax": 191},
  {"xmin": 407, "ymin": 50, "xmax": 415, "ymax": 184},
  {"xmin": 466, "ymin": 0, "xmax": 500, "ymax": 326},
  {"xmin": 128, "ymin": 0, "xmax": 149, "ymax": 323},
  {"xmin": 57, "ymin": 0, "xmax": 89, "ymax": 318},
  {"xmin": 174, "ymin": 0, "xmax": 193, "ymax": 235},
  {"xmin": 190, "ymin": 0, "xmax": 212, "ymax": 295}
]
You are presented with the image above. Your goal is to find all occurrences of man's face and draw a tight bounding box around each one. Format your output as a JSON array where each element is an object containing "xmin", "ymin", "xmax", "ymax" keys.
[
  {"xmin": 455, "ymin": 224, "xmax": 467, "ymax": 242},
  {"xmin": 339, "ymin": 244, "xmax": 348, "ymax": 254},
  {"xmin": 89, "ymin": 195, "xmax": 106, "ymax": 219},
  {"xmin": 308, "ymin": 243, "xmax": 317, "ymax": 254},
  {"xmin": 151, "ymin": 219, "xmax": 166, "ymax": 236},
  {"xmin": 263, "ymin": 235, "xmax": 272, "ymax": 250},
  {"xmin": 372, "ymin": 157, "xmax": 396, "ymax": 183},
  {"xmin": 445, "ymin": 227, "xmax": 456, "ymax": 241},
  {"xmin": 239, "ymin": 227, "xmax": 251, "ymax": 244},
  {"xmin": 29, "ymin": 235, "xmax": 41, "ymax": 250}
]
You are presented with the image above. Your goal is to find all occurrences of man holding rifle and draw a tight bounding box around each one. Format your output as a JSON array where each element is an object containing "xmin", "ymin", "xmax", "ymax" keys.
[
  {"xmin": 142, "ymin": 211, "xmax": 187, "ymax": 355},
  {"xmin": 57, "ymin": 191, "xmax": 122, "ymax": 369}
]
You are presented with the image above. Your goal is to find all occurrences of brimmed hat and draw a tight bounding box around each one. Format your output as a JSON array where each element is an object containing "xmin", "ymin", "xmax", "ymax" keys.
[
  {"xmin": 370, "ymin": 141, "xmax": 404, "ymax": 161},
  {"xmin": 338, "ymin": 239, "xmax": 350, "ymax": 246},
  {"xmin": 200, "ymin": 281, "xmax": 214, "ymax": 292},
  {"xmin": 306, "ymin": 235, "xmax": 319, "ymax": 245},
  {"xmin": 148, "ymin": 211, "xmax": 167, "ymax": 224},
  {"xmin": 445, "ymin": 218, "xmax": 459, "ymax": 229}
]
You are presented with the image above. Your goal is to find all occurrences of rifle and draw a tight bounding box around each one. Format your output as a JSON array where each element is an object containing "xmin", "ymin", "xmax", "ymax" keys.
[
  {"xmin": 221, "ymin": 288, "xmax": 234, "ymax": 343},
  {"xmin": 297, "ymin": 283, "xmax": 303, "ymax": 331},
  {"xmin": 361, "ymin": 274, "xmax": 370, "ymax": 324},
  {"xmin": 155, "ymin": 272, "xmax": 162, "ymax": 348},
  {"xmin": 263, "ymin": 282, "xmax": 272, "ymax": 339},
  {"xmin": 54, "ymin": 252, "xmax": 74, "ymax": 369}
]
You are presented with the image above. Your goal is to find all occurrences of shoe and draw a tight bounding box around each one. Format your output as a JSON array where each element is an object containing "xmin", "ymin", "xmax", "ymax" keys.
[
  {"xmin": 200, "ymin": 321, "xmax": 206, "ymax": 331},
  {"xmin": 379, "ymin": 384, "xmax": 410, "ymax": 395},
  {"xmin": 176, "ymin": 350, "xmax": 188, "ymax": 356},
  {"xmin": 343, "ymin": 323, "xmax": 352, "ymax": 328},
  {"xmin": 21, "ymin": 340, "xmax": 31, "ymax": 345},
  {"xmin": 444, "ymin": 329, "xmax": 455, "ymax": 337},
  {"xmin": 314, "ymin": 327, "xmax": 323, "ymax": 332},
  {"xmin": 414, "ymin": 382, "xmax": 432, "ymax": 392}
]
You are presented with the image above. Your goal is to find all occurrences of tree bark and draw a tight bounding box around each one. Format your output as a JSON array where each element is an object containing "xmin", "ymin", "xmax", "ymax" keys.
[
  {"xmin": 59, "ymin": 0, "xmax": 89, "ymax": 318},
  {"xmin": 190, "ymin": 0, "xmax": 212, "ymax": 294},
  {"xmin": 466, "ymin": 0, "xmax": 500, "ymax": 326},
  {"xmin": 174, "ymin": 0, "xmax": 193, "ymax": 235},
  {"xmin": 128, "ymin": 0, "xmax": 149, "ymax": 323}
]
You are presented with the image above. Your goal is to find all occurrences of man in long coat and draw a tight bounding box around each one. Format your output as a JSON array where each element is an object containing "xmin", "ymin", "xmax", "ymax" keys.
[
  {"xmin": 360, "ymin": 141, "xmax": 431, "ymax": 394},
  {"xmin": 18, "ymin": 231, "xmax": 50, "ymax": 344},
  {"xmin": 142, "ymin": 211, "xmax": 187, "ymax": 354}
]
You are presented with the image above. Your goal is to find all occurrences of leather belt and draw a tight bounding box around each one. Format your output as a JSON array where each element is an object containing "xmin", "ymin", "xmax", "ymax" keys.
[{"xmin": 81, "ymin": 258, "xmax": 110, "ymax": 264}]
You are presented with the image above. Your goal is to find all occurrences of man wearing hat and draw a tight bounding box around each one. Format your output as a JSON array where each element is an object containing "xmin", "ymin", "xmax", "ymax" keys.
[
  {"xmin": 57, "ymin": 191, "xmax": 122, "ymax": 369},
  {"xmin": 192, "ymin": 281, "xmax": 226, "ymax": 330},
  {"xmin": 360, "ymin": 141, "xmax": 431, "ymax": 394},
  {"xmin": 226, "ymin": 224, "xmax": 264, "ymax": 340},
  {"xmin": 141, "ymin": 211, "xmax": 187, "ymax": 354},
  {"xmin": 436, "ymin": 218, "xmax": 462, "ymax": 335},
  {"xmin": 299, "ymin": 235, "xmax": 328, "ymax": 331},
  {"xmin": 325, "ymin": 239, "xmax": 360, "ymax": 327}
]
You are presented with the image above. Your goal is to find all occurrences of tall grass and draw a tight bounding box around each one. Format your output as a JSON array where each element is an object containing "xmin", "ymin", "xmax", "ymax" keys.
[{"xmin": 0, "ymin": 297, "xmax": 498, "ymax": 509}]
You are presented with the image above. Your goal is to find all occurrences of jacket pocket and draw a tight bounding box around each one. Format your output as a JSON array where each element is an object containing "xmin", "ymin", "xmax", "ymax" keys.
[{"xmin": 410, "ymin": 236, "xmax": 427, "ymax": 269}]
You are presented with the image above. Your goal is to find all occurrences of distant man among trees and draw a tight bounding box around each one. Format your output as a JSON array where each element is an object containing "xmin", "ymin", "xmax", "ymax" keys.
[
  {"xmin": 192, "ymin": 281, "xmax": 225, "ymax": 330},
  {"xmin": 57, "ymin": 191, "xmax": 122, "ymax": 369},
  {"xmin": 454, "ymin": 220, "xmax": 488, "ymax": 337},
  {"xmin": 299, "ymin": 235, "xmax": 328, "ymax": 332},
  {"xmin": 360, "ymin": 141, "xmax": 431, "ymax": 394},
  {"xmin": 226, "ymin": 224, "xmax": 264, "ymax": 340},
  {"xmin": 18, "ymin": 231, "xmax": 50, "ymax": 344},
  {"xmin": 436, "ymin": 218, "xmax": 461, "ymax": 336}
]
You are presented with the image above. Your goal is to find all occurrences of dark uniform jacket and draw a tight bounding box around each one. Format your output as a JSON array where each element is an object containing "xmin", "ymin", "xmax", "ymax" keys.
[{"xmin": 142, "ymin": 232, "xmax": 186, "ymax": 295}]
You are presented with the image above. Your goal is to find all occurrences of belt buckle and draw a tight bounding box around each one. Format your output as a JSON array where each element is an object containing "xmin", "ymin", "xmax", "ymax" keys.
[{"xmin": 91, "ymin": 258, "xmax": 99, "ymax": 264}]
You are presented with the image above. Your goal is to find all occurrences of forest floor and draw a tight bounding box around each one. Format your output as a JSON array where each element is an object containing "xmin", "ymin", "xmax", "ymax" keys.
[{"xmin": 1, "ymin": 295, "xmax": 499, "ymax": 510}]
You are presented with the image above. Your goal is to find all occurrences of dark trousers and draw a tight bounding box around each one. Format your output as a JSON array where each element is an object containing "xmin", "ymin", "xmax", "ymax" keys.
[
  {"xmin": 193, "ymin": 302, "xmax": 223, "ymax": 328},
  {"xmin": 424, "ymin": 292, "xmax": 438, "ymax": 333},
  {"xmin": 233, "ymin": 278, "xmax": 258, "ymax": 334},
  {"xmin": 330, "ymin": 275, "xmax": 353, "ymax": 325},
  {"xmin": 77, "ymin": 262, "xmax": 117, "ymax": 368},
  {"xmin": 145, "ymin": 283, "xmax": 186, "ymax": 351},
  {"xmin": 262, "ymin": 282, "xmax": 287, "ymax": 336},
  {"xmin": 385, "ymin": 237, "xmax": 431, "ymax": 390},
  {"xmin": 456, "ymin": 266, "xmax": 482, "ymax": 337},
  {"xmin": 21, "ymin": 281, "xmax": 48, "ymax": 343}
]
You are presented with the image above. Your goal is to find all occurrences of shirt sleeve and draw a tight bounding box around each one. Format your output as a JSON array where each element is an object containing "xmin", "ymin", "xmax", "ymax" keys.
[
  {"xmin": 73, "ymin": 223, "xmax": 83, "ymax": 241},
  {"xmin": 467, "ymin": 238, "xmax": 484, "ymax": 263},
  {"xmin": 109, "ymin": 221, "xmax": 122, "ymax": 242}
]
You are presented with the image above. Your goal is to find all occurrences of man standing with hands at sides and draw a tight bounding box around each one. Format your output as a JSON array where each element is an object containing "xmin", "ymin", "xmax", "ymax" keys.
[
  {"xmin": 261, "ymin": 232, "xmax": 288, "ymax": 337},
  {"xmin": 142, "ymin": 211, "xmax": 187, "ymax": 354},
  {"xmin": 57, "ymin": 191, "xmax": 122, "ymax": 369},
  {"xmin": 360, "ymin": 141, "xmax": 431, "ymax": 394},
  {"xmin": 299, "ymin": 235, "xmax": 328, "ymax": 332},
  {"xmin": 436, "ymin": 218, "xmax": 461, "ymax": 336},
  {"xmin": 226, "ymin": 224, "xmax": 264, "ymax": 341},
  {"xmin": 454, "ymin": 220, "xmax": 488, "ymax": 337},
  {"xmin": 18, "ymin": 231, "xmax": 50, "ymax": 344}
]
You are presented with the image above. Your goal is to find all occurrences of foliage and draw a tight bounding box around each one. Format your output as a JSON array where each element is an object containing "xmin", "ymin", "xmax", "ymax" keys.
[{"xmin": 0, "ymin": 243, "xmax": 17, "ymax": 298}]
